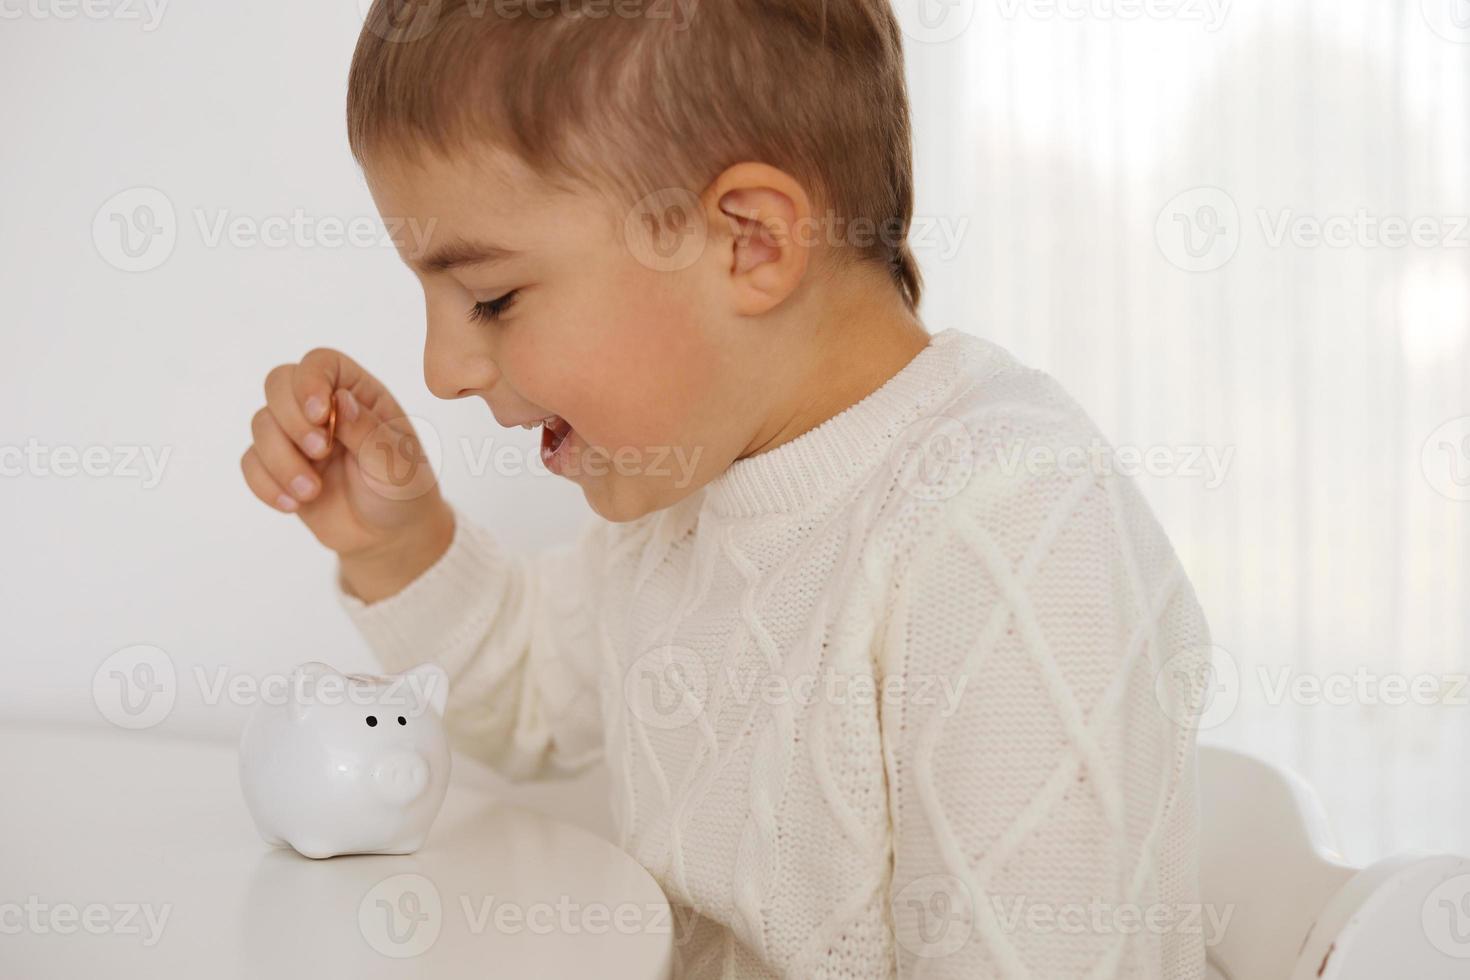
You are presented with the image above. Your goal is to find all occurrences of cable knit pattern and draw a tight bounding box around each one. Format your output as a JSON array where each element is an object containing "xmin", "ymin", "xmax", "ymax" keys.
[{"xmin": 334, "ymin": 328, "xmax": 1211, "ymax": 980}]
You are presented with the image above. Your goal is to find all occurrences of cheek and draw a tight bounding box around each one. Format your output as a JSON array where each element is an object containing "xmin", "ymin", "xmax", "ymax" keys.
[{"xmin": 563, "ymin": 269, "xmax": 717, "ymax": 448}]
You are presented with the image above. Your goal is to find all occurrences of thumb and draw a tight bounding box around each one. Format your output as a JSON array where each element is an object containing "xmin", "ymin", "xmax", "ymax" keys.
[{"xmin": 330, "ymin": 388, "xmax": 440, "ymax": 505}]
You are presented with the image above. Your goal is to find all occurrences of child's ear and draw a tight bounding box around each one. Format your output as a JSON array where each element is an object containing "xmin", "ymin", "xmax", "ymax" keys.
[{"xmin": 704, "ymin": 162, "xmax": 812, "ymax": 316}]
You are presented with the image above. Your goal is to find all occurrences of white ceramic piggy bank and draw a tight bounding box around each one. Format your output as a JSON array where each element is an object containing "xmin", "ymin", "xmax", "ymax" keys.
[{"xmin": 238, "ymin": 661, "xmax": 452, "ymax": 859}]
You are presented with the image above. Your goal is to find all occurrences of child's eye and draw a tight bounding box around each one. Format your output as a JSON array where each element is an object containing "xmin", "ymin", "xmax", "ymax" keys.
[{"xmin": 467, "ymin": 289, "xmax": 518, "ymax": 324}]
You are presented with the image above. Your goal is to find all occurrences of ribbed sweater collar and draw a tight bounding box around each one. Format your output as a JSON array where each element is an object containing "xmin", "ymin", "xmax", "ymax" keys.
[{"xmin": 700, "ymin": 328, "xmax": 971, "ymax": 520}]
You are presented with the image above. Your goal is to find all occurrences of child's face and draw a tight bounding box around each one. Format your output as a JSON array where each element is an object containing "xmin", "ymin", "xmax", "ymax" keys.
[{"xmin": 363, "ymin": 145, "xmax": 749, "ymax": 522}]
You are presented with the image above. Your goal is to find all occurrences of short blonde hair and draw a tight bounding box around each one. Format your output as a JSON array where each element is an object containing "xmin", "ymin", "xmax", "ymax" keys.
[{"xmin": 347, "ymin": 0, "xmax": 923, "ymax": 311}]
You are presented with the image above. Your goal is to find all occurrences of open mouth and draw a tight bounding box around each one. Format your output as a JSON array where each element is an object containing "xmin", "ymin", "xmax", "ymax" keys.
[{"xmin": 538, "ymin": 415, "xmax": 574, "ymax": 470}]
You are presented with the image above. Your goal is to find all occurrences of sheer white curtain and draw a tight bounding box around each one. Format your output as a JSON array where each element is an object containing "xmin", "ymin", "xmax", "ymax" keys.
[{"xmin": 903, "ymin": 0, "xmax": 1470, "ymax": 864}]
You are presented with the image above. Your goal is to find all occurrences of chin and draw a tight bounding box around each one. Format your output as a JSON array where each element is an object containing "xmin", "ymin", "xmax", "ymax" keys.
[
  {"xmin": 581, "ymin": 480, "xmax": 691, "ymax": 523},
  {"xmin": 581, "ymin": 483, "xmax": 649, "ymax": 523}
]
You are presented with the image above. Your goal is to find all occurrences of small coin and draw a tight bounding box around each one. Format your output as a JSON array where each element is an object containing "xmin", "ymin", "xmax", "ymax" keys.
[{"xmin": 326, "ymin": 392, "xmax": 338, "ymax": 449}]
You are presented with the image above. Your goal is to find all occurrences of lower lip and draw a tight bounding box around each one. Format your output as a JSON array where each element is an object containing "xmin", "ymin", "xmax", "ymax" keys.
[{"xmin": 540, "ymin": 422, "xmax": 577, "ymax": 475}]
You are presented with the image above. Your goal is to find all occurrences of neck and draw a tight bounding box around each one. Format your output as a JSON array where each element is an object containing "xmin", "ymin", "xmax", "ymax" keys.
[{"xmin": 740, "ymin": 274, "xmax": 932, "ymax": 461}]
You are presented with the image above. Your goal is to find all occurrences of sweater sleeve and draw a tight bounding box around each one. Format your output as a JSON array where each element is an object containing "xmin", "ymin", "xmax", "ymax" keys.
[
  {"xmin": 332, "ymin": 502, "xmax": 610, "ymax": 782},
  {"xmin": 880, "ymin": 463, "xmax": 1211, "ymax": 979}
]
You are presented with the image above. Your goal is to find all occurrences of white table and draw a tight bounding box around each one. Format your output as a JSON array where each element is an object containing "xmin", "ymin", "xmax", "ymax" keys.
[{"xmin": 0, "ymin": 725, "xmax": 673, "ymax": 979}]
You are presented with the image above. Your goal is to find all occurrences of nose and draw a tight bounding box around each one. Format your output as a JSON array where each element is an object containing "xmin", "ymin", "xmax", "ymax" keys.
[
  {"xmin": 424, "ymin": 346, "xmax": 499, "ymax": 401},
  {"xmin": 370, "ymin": 750, "xmax": 430, "ymax": 805},
  {"xmin": 422, "ymin": 308, "xmax": 500, "ymax": 400}
]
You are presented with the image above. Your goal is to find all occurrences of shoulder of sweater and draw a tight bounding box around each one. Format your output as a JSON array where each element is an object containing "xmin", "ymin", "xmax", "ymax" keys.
[
  {"xmin": 908, "ymin": 344, "xmax": 1109, "ymax": 508},
  {"xmin": 884, "ymin": 345, "xmax": 1179, "ymax": 582},
  {"xmin": 937, "ymin": 334, "xmax": 1106, "ymax": 450}
]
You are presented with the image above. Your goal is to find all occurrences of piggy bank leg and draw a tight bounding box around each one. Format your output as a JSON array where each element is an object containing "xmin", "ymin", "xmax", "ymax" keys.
[{"xmin": 291, "ymin": 840, "xmax": 341, "ymax": 860}]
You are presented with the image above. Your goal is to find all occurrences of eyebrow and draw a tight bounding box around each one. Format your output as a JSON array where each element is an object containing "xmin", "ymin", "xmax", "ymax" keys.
[{"xmin": 412, "ymin": 236, "xmax": 521, "ymax": 274}]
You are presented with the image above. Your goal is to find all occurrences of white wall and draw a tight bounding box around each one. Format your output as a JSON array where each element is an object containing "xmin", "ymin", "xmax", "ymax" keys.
[
  {"xmin": 910, "ymin": 0, "xmax": 1470, "ymax": 866},
  {"xmin": 0, "ymin": 2, "xmax": 588, "ymax": 736},
  {"xmin": 4, "ymin": 0, "xmax": 1468, "ymax": 864}
]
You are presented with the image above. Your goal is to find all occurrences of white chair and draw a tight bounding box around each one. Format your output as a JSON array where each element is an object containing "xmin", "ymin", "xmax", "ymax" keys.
[{"xmin": 1199, "ymin": 744, "xmax": 1470, "ymax": 979}]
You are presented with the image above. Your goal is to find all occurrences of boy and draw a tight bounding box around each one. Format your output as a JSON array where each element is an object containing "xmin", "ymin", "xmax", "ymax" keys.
[{"xmin": 240, "ymin": 1, "xmax": 1211, "ymax": 976}]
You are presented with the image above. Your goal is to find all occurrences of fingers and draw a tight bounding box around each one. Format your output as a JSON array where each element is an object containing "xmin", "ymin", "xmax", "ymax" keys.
[
  {"xmin": 326, "ymin": 387, "xmax": 395, "ymax": 485},
  {"xmin": 248, "ymin": 406, "xmax": 323, "ymax": 506},
  {"xmin": 240, "ymin": 446, "xmax": 302, "ymax": 514},
  {"xmin": 329, "ymin": 387, "xmax": 438, "ymax": 502},
  {"xmin": 292, "ymin": 347, "xmax": 407, "ymax": 436},
  {"xmin": 245, "ymin": 347, "xmax": 438, "ymax": 525},
  {"xmin": 264, "ymin": 364, "xmax": 332, "ymax": 463}
]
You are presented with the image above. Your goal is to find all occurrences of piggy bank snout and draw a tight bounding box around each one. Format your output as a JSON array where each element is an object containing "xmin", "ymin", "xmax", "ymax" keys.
[{"xmin": 370, "ymin": 750, "xmax": 430, "ymax": 805}]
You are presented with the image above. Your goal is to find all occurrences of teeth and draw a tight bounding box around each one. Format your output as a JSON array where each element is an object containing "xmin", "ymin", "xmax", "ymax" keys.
[{"xmin": 518, "ymin": 414, "xmax": 560, "ymax": 431}]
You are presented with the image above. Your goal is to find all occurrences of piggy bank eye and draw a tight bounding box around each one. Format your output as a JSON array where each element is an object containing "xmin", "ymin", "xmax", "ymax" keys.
[
  {"xmin": 365, "ymin": 715, "xmax": 378, "ymax": 727},
  {"xmin": 397, "ymin": 716, "xmax": 407, "ymax": 726}
]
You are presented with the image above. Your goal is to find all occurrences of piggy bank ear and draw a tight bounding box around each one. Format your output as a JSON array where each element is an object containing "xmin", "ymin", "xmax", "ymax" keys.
[
  {"xmin": 403, "ymin": 663, "xmax": 449, "ymax": 718},
  {"xmin": 287, "ymin": 661, "xmax": 340, "ymax": 725}
]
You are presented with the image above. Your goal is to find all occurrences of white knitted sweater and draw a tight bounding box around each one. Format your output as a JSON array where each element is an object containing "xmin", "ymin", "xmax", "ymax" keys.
[{"xmin": 334, "ymin": 327, "xmax": 1211, "ymax": 980}]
